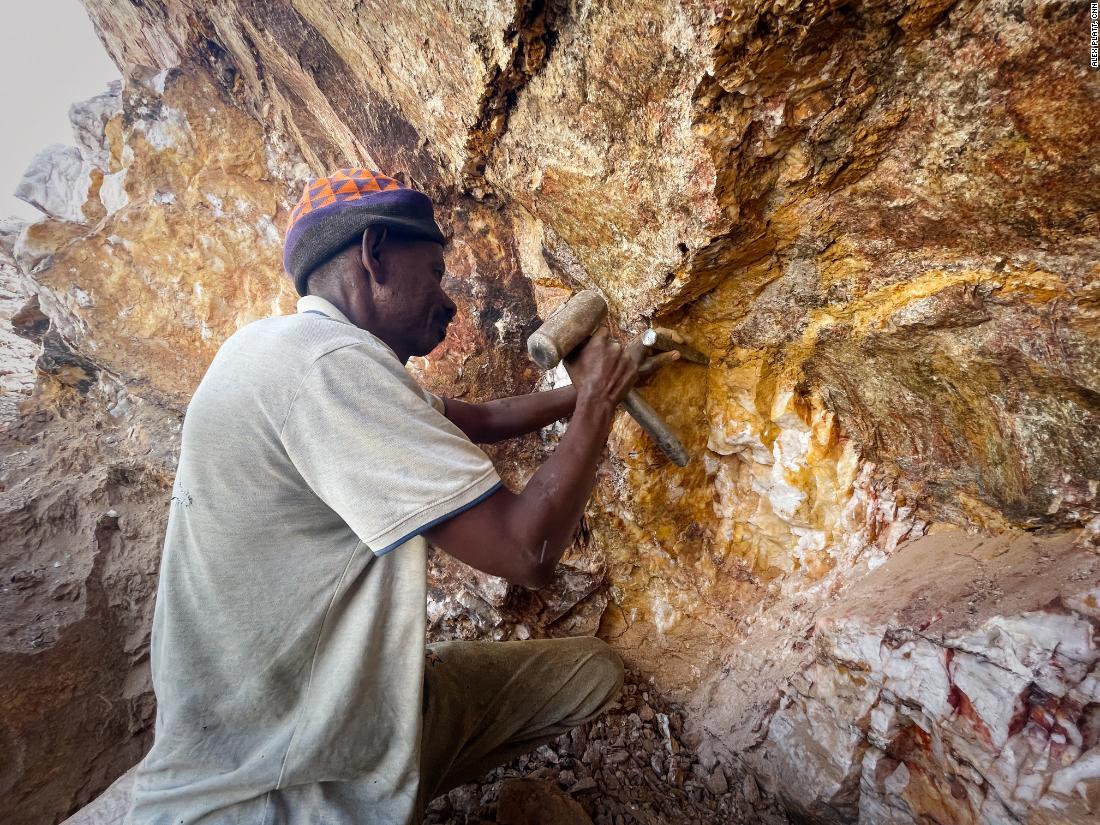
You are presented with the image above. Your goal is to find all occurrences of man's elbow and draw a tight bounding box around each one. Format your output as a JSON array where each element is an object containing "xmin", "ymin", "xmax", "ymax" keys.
[
  {"xmin": 504, "ymin": 527, "xmax": 556, "ymax": 589},
  {"xmin": 494, "ymin": 493, "xmax": 565, "ymax": 589},
  {"xmin": 515, "ymin": 563, "xmax": 555, "ymax": 590}
]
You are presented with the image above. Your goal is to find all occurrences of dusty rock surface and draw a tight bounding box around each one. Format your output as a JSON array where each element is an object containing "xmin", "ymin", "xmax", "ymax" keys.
[
  {"xmin": 2, "ymin": 1, "xmax": 1097, "ymax": 823},
  {"xmin": 0, "ymin": 222, "xmax": 36, "ymax": 424},
  {"xmin": 695, "ymin": 526, "xmax": 1100, "ymax": 823}
]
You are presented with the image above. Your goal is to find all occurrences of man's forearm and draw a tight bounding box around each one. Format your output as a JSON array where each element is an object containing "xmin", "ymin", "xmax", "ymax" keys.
[
  {"xmin": 442, "ymin": 386, "xmax": 578, "ymax": 443},
  {"xmin": 422, "ymin": 392, "xmax": 616, "ymax": 589},
  {"xmin": 505, "ymin": 395, "xmax": 615, "ymax": 585}
]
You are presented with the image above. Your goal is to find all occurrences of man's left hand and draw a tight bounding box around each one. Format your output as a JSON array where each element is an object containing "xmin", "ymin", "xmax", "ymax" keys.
[{"xmin": 626, "ymin": 333, "xmax": 681, "ymax": 385}]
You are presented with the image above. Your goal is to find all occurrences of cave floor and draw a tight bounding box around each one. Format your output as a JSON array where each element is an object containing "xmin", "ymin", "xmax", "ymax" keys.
[{"xmin": 424, "ymin": 670, "xmax": 789, "ymax": 825}]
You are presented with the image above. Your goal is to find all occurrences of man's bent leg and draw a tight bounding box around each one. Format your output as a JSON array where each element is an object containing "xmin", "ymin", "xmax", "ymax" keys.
[{"xmin": 416, "ymin": 636, "xmax": 623, "ymax": 816}]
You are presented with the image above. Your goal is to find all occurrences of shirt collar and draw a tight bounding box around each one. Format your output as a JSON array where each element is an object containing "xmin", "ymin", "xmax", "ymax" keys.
[
  {"xmin": 296, "ymin": 295, "xmax": 353, "ymax": 325},
  {"xmin": 294, "ymin": 294, "xmax": 406, "ymax": 364}
]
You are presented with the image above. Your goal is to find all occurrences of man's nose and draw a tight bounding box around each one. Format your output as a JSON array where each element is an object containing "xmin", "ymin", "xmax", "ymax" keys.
[{"xmin": 441, "ymin": 292, "xmax": 457, "ymax": 320}]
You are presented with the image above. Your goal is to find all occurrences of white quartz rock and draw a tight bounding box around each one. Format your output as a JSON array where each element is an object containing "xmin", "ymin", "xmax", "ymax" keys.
[
  {"xmin": 99, "ymin": 170, "xmax": 129, "ymax": 216},
  {"xmin": 69, "ymin": 81, "xmax": 122, "ymax": 170},
  {"xmin": 14, "ymin": 144, "xmax": 94, "ymax": 223},
  {"xmin": 0, "ymin": 217, "xmax": 27, "ymax": 263}
]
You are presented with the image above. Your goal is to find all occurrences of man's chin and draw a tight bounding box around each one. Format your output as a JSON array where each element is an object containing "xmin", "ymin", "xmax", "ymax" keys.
[{"xmin": 414, "ymin": 331, "xmax": 448, "ymax": 357}]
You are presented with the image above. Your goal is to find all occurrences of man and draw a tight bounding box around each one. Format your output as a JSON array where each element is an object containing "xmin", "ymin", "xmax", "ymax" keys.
[{"xmin": 126, "ymin": 169, "xmax": 677, "ymax": 824}]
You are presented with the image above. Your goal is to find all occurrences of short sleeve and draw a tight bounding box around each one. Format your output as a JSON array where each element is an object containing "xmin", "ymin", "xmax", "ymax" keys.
[
  {"xmin": 424, "ymin": 391, "xmax": 446, "ymax": 414},
  {"xmin": 281, "ymin": 342, "xmax": 502, "ymax": 555}
]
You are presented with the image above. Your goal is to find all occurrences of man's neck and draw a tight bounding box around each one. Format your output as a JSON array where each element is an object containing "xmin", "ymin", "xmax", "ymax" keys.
[{"xmin": 302, "ymin": 292, "xmax": 410, "ymax": 364}]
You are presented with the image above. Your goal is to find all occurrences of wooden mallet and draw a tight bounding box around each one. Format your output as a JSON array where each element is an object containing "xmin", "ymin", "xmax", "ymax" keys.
[{"xmin": 527, "ymin": 290, "xmax": 690, "ymax": 467}]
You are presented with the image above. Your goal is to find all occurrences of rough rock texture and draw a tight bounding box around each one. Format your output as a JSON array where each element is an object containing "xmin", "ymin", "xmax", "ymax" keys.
[
  {"xmin": 699, "ymin": 526, "xmax": 1100, "ymax": 823},
  {"xmin": 3, "ymin": 0, "xmax": 1098, "ymax": 823},
  {"xmin": 0, "ymin": 220, "xmax": 37, "ymax": 423},
  {"xmin": 14, "ymin": 146, "xmax": 97, "ymax": 225}
]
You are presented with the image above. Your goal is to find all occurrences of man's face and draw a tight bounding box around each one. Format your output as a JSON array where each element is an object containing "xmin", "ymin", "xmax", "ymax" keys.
[{"xmin": 375, "ymin": 237, "xmax": 457, "ymax": 358}]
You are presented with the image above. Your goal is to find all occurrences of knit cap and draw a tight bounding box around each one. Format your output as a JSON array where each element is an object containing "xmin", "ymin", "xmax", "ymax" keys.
[{"xmin": 283, "ymin": 168, "xmax": 446, "ymax": 295}]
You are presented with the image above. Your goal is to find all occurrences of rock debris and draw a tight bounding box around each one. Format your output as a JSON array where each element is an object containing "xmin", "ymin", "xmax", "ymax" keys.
[{"xmin": 424, "ymin": 671, "xmax": 789, "ymax": 825}]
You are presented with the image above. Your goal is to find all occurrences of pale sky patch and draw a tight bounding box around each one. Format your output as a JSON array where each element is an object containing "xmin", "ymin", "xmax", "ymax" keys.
[{"xmin": 0, "ymin": 1, "xmax": 119, "ymax": 222}]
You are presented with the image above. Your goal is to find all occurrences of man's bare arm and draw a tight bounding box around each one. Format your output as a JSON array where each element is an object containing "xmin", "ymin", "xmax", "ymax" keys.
[
  {"xmin": 441, "ymin": 386, "xmax": 577, "ymax": 443},
  {"xmin": 439, "ymin": 349, "xmax": 677, "ymax": 443},
  {"xmin": 424, "ymin": 329, "xmax": 638, "ymax": 588}
]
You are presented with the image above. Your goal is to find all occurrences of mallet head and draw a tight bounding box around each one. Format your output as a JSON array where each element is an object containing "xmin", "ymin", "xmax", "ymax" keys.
[{"xmin": 526, "ymin": 290, "xmax": 609, "ymax": 369}]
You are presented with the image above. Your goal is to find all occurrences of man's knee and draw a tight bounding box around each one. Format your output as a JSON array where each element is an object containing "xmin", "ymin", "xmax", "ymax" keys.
[{"xmin": 564, "ymin": 636, "xmax": 624, "ymax": 725}]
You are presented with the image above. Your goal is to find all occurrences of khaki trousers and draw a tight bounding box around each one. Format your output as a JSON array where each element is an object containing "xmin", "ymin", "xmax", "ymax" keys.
[{"xmin": 415, "ymin": 636, "xmax": 624, "ymax": 818}]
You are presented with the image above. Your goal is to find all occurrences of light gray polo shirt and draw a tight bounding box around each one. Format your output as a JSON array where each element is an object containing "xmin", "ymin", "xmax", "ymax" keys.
[{"xmin": 127, "ymin": 295, "xmax": 502, "ymax": 825}]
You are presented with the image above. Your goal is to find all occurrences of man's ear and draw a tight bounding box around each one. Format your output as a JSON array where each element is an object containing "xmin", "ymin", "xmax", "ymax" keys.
[{"xmin": 360, "ymin": 225, "xmax": 390, "ymax": 285}]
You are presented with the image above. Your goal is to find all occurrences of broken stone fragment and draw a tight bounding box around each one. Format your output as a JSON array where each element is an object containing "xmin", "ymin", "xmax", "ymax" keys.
[
  {"xmin": 15, "ymin": 144, "xmax": 96, "ymax": 223},
  {"xmin": 10, "ymin": 295, "xmax": 51, "ymax": 341},
  {"xmin": 495, "ymin": 778, "xmax": 596, "ymax": 825},
  {"xmin": 704, "ymin": 767, "xmax": 728, "ymax": 796},
  {"xmin": 98, "ymin": 171, "xmax": 128, "ymax": 216},
  {"xmin": 743, "ymin": 774, "xmax": 762, "ymax": 807},
  {"xmin": 68, "ymin": 81, "xmax": 122, "ymax": 171},
  {"xmin": 464, "ymin": 569, "xmax": 511, "ymax": 608},
  {"xmin": 537, "ymin": 565, "xmax": 604, "ymax": 624},
  {"xmin": 0, "ymin": 217, "xmax": 26, "ymax": 259},
  {"xmin": 568, "ymin": 776, "xmax": 597, "ymax": 794}
]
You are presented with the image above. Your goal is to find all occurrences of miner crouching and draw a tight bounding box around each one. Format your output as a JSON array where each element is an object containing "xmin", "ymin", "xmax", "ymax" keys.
[{"xmin": 126, "ymin": 168, "xmax": 676, "ymax": 824}]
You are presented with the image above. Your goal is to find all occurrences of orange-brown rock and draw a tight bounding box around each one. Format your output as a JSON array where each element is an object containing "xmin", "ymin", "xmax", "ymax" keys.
[{"xmin": 495, "ymin": 778, "xmax": 594, "ymax": 825}]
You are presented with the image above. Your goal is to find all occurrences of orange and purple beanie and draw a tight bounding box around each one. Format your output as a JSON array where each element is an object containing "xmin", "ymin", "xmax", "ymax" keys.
[{"xmin": 283, "ymin": 168, "xmax": 446, "ymax": 295}]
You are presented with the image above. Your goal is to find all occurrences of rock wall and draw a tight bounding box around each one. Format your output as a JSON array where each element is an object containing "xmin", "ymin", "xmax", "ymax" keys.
[
  {"xmin": 1, "ymin": 1, "xmax": 1097, "ymax": 823},
  {"xmin": 703, "ymin": 526, "xmax": 1100, "ymax": 823}
]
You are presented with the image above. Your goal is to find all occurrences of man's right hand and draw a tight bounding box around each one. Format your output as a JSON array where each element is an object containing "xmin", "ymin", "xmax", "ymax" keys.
[{"xmin": 564, "ymin": 327, "xmax": 643, "ymax": 411}]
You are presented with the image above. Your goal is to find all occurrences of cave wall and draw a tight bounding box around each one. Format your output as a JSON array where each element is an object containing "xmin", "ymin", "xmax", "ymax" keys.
[{"xmin": 1, "ymin": 1, "xmax": 1097, "ymax": 823}]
